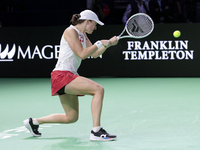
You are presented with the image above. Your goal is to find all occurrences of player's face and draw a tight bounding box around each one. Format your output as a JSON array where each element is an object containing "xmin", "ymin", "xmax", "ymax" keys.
[{"xmin": 86, "ymin": 20, "xmax": 97, "ymax": 34}]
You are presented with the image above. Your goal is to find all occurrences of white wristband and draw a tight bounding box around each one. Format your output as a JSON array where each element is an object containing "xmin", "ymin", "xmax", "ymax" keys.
[{"xmin": 94, "ymin": 41, "xmax": 103, "ymax": 49}]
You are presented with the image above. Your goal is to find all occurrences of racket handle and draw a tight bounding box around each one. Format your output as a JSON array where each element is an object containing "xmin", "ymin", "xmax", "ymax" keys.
[{"xmin": 116, "ymin": 36, "xmax": 120, "ymax": 40}]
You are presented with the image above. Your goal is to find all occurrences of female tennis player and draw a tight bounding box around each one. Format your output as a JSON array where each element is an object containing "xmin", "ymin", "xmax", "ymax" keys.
[{"xmin": 23, "ymin": 9, "xmax": 118, "ymax": 141}]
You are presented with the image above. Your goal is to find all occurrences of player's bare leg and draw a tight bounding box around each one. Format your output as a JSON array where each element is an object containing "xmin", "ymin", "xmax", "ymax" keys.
[
  {"xmin": 37, "ymin": 94, "xmax": 79, "ymax": 124},
  {"xmin": 64, "ymin": 76, "xmax": 104, "ymax": 127},
  {"xmin": 64, "ymin": 76, "xmax": 116, "ymax": 141},
  {"xmin": 23, "ymin": 94, "xmax": 79, "ymax": 137}
]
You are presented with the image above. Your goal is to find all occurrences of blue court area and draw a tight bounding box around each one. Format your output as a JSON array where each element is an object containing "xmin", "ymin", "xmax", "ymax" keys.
[{"xmin": 0, "ymin": 78, "xmax": 200, "ymax": 150}]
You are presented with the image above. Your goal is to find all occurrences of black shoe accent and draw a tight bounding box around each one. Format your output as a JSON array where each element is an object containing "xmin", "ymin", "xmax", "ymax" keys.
[
  {"xmin": 90, "ymin": 128, "xmax": 116, "ymax": 141},
  {"xmin": 29, "ymin": 118, "xmax": 41, "ymax": 136},
  {"xmin": 23, "ymin": 118, "xmax": 41, "ymax": 137}
]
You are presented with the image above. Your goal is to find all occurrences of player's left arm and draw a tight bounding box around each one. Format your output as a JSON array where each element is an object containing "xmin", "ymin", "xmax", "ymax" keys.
[
  {"xmin": 85, "ymin": 34, "xmax": 118, "ymax": 59},
  {"xmin": 85, "ymin": 33, "xmax": 106, "ymax": 58}
]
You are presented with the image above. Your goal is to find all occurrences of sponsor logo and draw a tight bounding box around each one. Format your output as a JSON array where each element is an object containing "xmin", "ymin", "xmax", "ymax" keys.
[
  {"xmin": 80, "ymin": 36, "xmax": 84, "ymax": 43},
  {"xmin": 0, "ymin": 44, "xmax": 100, "ymax": 62},
  {"xmin": 0, "ymin": 44, "xmax": 60, "ymax": 62},
  {"xmin": 0, "ymin": 44, "xmax": 16, "ymax": 61},
  {"xmin": 122, "ymin": 40, "xmax": 194, "ymax": 60}
]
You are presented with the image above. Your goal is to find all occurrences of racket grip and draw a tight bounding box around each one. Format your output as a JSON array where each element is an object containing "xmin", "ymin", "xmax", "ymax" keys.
[{"xmin": 116, "ymin": 36, "xmax": 120, "ymax": 40}]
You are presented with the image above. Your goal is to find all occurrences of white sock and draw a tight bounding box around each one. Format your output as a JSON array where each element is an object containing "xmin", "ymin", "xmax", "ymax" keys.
[
  {"xmin": 93, "ymin": 126, "xmax": 101, "ymax": 132},
  {"xmin": 32, "ymin": 118, "xmax": 39, "ymax": 125}
]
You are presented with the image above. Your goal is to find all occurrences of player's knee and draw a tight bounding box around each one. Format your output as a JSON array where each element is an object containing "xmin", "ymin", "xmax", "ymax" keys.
[
  {"xmin": 69, "ymin": 118, "xmax": 78, "ymax": 123},
  {"xmin": 63, "ymin": 113, "xmax": 78, "ymax": 124},
  {"xmin": 67, "ymin": 114, "xmax": 79, "ymax": 123},
  {"xmin": 95, "ymin": 84, "xmax": 104, "ymax": 95}
]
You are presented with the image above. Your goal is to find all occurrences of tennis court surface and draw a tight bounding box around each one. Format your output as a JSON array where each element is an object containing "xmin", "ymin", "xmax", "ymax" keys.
[{"xmin": 0, "ymin": 78, "xmax": 200, "ymax": 150}]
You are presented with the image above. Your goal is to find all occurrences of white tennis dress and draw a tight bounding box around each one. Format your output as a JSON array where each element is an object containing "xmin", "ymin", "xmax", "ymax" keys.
[{"xmin": 53, "ymin": 25, "xmax": 86, "ymax": 75}]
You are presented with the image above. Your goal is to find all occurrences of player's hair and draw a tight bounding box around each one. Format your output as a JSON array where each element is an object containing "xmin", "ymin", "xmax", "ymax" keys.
[{"xmin": 70, "ymin": 14, "xmax": 85, "ymax": 25}]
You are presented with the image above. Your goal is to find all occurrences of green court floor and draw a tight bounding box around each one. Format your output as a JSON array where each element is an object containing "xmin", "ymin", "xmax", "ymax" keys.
[{"xmin": 0, "ymin": 78, "xmax": 200, "ymax": 150}]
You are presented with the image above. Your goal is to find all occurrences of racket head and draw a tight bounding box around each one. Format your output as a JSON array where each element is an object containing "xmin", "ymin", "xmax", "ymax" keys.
[{"xmin": 124, "ymin": 13, "xmax": 154, "ymax": 39}]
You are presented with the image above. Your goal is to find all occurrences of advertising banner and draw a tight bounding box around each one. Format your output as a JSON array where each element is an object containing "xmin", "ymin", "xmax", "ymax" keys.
[{"xmin": 0, "ymin": 23, "xmax": 200, "ymax": 77}]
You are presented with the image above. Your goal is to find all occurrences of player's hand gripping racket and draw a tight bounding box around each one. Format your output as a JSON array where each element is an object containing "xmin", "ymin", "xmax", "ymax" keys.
[{"xmin": 117, "ymin": 13, "xmax": 154, "ymax": 40}]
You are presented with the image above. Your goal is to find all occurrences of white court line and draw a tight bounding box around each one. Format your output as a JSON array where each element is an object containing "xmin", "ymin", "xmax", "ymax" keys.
[{"xmin": 0, "ymin": 124, "xmax": 61, "ymax": 139}]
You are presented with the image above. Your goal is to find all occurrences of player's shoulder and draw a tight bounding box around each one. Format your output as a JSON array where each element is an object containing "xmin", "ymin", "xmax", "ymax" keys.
[
  {"xmin": 64, "ymin": 26, "xmax": 78, "ymax": 37},
  {"xmin": 65, "ymin": 26, "xmax": 76, "ymax": 34}
]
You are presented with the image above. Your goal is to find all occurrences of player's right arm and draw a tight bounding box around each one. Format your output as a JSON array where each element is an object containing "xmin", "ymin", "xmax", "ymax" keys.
[
  {"xmin": 91, "ymin": 36, "xmax": 118, "ymax": 58},
  {"xmin": 64, "ymin": 28, "xmax": 110, "ymax": 60}
]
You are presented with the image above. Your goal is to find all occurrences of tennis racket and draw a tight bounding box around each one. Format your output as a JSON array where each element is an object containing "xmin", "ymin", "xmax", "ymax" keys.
[{"xmin": 117, "ymin": 13, "xmax": 154, "ymax": 40}]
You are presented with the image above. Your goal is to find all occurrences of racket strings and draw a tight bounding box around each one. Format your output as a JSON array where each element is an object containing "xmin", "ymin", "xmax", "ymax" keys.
[{"xmin": 126, "ymin": 15, "xmax": 153, "ymax": 38}]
